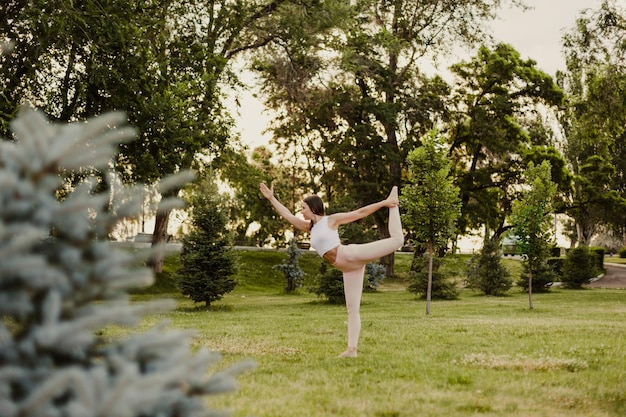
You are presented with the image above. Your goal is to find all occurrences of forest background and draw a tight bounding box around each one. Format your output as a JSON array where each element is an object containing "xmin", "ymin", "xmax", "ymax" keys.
[{"xmin": 1, "ymin": 0, "xmax": 625, "ymax": 276}]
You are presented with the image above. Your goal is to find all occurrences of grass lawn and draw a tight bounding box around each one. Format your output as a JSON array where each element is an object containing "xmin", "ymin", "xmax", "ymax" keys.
[
  {"xmin": 111, "ymin": 250, "xmax": 625, "ymax": 417},
  {"xmin": 605, "ymin": 255, "xmax": 626, "ymax": 265}
]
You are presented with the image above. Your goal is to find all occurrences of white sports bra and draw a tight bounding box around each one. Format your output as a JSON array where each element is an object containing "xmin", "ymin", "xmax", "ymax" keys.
[{"xmin": 309, "ymin": 216, "xmax": 341, "ymax": 256}]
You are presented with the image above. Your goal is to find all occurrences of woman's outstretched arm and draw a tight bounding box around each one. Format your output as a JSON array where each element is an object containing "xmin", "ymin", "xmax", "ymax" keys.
[{"xmin": 260, "ymin": 183, "xmax": 310, "ymax": 231}]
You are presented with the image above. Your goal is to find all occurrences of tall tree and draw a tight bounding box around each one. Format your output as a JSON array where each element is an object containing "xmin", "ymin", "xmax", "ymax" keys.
[
  {"xmin": 511, "ymin": 160, "xmax": 558, "ymax": 310},
  {"xmin": 447, "ymin": 43, "xmax": 565, "ymax": 241},
  {"xmin": 0, "ymin": 0, "xmax": 298, "ymax": 271},
  {"xmin": 558, "ymin": 0, "xmax": 626, "ymax": 246},
  {"xmin": 254, "ymin": 0, "xmax": 521, "ymax": 275},
  {"xmin": 402, "ymin": 131, "xmax": 461, "ymax": 315}
]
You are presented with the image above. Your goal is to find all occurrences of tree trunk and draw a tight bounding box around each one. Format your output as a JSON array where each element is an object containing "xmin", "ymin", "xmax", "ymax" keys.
[
  {"xmin": 426, "ymin": 241, "xmax": 433, "ymax": 315},
  {"xmin": 148, "ymin": 187, "xmax": 180, "ymax": 273},
  {"xmin": 147, "ymin": 207, "xmax": 171, "ymax": 273},
  {"xmin": 575, "ymin": 211, "xmax": 596, "ymax": 247},
  {"xmin": 528, "ymin": 269, "xmax": 534, "ymax": 310}
]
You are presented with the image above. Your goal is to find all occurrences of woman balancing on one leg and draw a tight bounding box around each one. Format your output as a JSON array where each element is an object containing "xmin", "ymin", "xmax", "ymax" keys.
[{"xmin": 259, "ymin": 183, "xmax": 404, "ymax": 357}]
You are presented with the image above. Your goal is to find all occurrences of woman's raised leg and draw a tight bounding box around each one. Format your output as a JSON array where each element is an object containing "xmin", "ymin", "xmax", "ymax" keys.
[{"xmin": 338, "ymin": 186, "xmax": 404, "ymax": 267}]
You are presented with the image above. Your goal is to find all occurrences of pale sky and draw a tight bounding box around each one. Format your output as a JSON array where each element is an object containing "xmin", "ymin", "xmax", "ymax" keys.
[
  {"xmin": 491, "ymin": 0, "xmax": 604, "ymax": 76},
  {"xmin": 233, "ymin": 0, "xmax": 604, "ymax": 149}
]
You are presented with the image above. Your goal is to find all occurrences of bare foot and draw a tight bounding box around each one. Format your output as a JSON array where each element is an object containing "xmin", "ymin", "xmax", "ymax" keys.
[
  {"xmin": 386, "ymin": 186, "xmax": 399, "ymax": 207},
  {"xmin": 339, "ymin": 348, "xmax": 357, "ymax": 358}
]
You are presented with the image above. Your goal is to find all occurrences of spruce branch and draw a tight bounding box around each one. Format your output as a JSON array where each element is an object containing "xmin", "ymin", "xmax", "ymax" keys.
[{"xmin": 0, "ymin": 107, "xmax": 254, "ymax": 417}]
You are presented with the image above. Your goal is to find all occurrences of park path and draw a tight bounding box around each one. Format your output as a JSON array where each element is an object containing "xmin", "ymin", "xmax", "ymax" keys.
[{"xmin": 588, "ymin": 262, "xmax": 626, "ymax": 289}]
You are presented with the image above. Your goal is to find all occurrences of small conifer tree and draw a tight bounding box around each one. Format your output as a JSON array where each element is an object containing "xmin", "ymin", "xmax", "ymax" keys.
[
  {"xmin": 310, "ymin": 267, "xmax": 345, "ymax": 304},
  {"xmin": 466, "ymin": 236, "xmax": 512, "ymax": 296},
  {"xmin": 561, "ymin": 246, "xmax": 595, "ymax": 288},
  {"xmin": 408, "ymin": 254, "xmax": 459, "ymax": 300},
  {"xmin": 178, "ymin": 178, "xmax": 237, "ymax": 307},
  {"xmin": 364, "ymin": 262, "xmax": 386, "ymax": 291},
  {"xmin": 516, "ymin": 258, "xmax": 557, "ymax": 292},
  {"xmin": 273, "ymin": 238, "xmax": 305, "ymax": 292},
  {"xmin": 0, "ymin": 107, "xmax": 252, "ymax": 417}
]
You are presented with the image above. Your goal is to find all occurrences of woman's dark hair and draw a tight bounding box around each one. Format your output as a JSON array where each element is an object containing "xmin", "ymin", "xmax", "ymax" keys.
[{"xmin": 303, "ymin": 195, "xmax": 325, "ymax": 216}]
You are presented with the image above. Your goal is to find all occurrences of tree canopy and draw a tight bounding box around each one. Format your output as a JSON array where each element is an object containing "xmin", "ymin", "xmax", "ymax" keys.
[
  {"xmin": 3, "ymin": 0, "xmax": 626, "ymax": 254},
  {"xmin": 558, "ymin": 0, "xmax": 626, "ymax": 245},
  {"xmin": 448, "ymin": 43, "xmax": 564, "ymax": 239},
  {"xmin": 0, "ymin": 0, "xmax": 306, "ymax": 270}
]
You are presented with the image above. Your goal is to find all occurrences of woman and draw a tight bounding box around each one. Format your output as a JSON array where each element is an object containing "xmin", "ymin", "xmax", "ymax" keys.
[{"xmin": 259, "ymin": 183, "xmax": 404, "ymax": 357}]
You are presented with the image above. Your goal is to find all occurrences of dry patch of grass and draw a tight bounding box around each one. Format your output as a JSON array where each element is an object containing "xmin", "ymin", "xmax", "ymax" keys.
[{"xmin": 458, "ymin": 352, "xmax": 588, "ymax": 372}]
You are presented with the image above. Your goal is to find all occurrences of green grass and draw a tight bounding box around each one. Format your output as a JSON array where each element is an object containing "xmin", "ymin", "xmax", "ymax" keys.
[
  {"xmin": 606, "ymin": 256, "xmax": 626, "ymax": 265},
  {"xmin": 112, "ymin": 250, "xmax": 625, "ymax": 417}
]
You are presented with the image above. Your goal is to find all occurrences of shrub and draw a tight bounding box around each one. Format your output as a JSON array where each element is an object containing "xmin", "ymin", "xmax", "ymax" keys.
[
  {"xmin": 309, "ymin": 262, "xmax": 386, "ymax": 303},
  {"xmin": 516, "ymin": 259, "xmax": 557, "ymax": 292},
  {"xmin": 310, "ymin": 266, "xmax": 345, "ymax": 304},
  {"xmin": 0, "ymin": 108, "xmax": 251, "ymax": 417},
  {"xmin": 273, "ymin": 238, "xmax": 305, "ymax": 292},
  {"xmin": 561, "ymin": 247, "xmax": 596, "ymax": 289},
  {"xmin": 589, "ymin": 246, "xmax": 605, "ymax": 272},
  {"xmin": 547, "ymin": 257, "xmax": 564, "ymax": 278},
  {"xmin": 408, "ymin": 255, "xmax": 459, "ymax": 300},
  {"xmin": 466, "ymin": 237, "xmax": 512, "ymax": 296},
  {"xmin": 618, "ymin": 247, "xmax": 626, "ymax": 258},
  {"xmin": 365, "ymin": 262, "xmax": 386, "ymax": 291}
]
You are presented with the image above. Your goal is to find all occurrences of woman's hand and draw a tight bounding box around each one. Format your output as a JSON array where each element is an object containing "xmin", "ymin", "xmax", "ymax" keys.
[
  {"xmin": 259, "ymin": 183, "xmax": 274, "ymax": 200},
  {"xmin": 383, "ymin": 186, "xmax": 399, "ymax": 208},
  {"xmin": 383, "ymin": 197, "xmax": 399, "ymax": 208},
  {"xmin": 259, "ymin": 182, "xmax": 309, "ymax": 231}
]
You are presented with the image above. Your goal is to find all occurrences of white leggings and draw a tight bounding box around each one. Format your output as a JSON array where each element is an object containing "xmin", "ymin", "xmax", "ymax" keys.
[{"xmin": 332, "ymin": 205, "xmax": 404, "ymax": 349}]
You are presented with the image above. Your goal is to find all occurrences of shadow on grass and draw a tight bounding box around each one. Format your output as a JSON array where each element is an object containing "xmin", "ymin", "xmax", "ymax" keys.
[
  {"xmin": 305, "ymin": 299, "xmax": 346, "ymax": 307},
  {"xmin": 176, "ymin": 304, "xmax": 236, "ymax": 313}
]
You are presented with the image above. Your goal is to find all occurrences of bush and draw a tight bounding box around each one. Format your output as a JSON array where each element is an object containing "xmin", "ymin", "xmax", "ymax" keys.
[
  {"xmin": 619, "ymin": 247, "xmax": 626, "ymax": 258},
  {"xmin": 310, "ymin": 266, "xmax": 345, "ymax": 304},
  {"xmin": 273, "ymin": 238, "xmax": 305, "ymax": 292},
  {"xmin": 547, "ymin": 257, "xmax": 564, "ymax": 278},
  {"xmin": 408, "ymin": 256, "xmax": 459, "ymax": 300},
  {"xmin": 516, "ymin": 259, "xmax": 557, "ymax": 292},
  {"xmin": 589, "ymin": 246, "xmax": 605, "ymax": 272},
  {"xmin": 466, "ymin": 237, "xmax": 512, "ymax": 296},
  {"xmin": 408, "ymin": 271, "xmax": 459, "ymax": 300},
  {"xmin": 561, "ymin": 247, "xmax": 596, "ymax": 289},
  {"xmin": 309, "ymin": 262, "xmax": 386, "ymax": 303},
  {"xmin": 365, "ymin": 262, "xmax": 386, "ymax": 291}
]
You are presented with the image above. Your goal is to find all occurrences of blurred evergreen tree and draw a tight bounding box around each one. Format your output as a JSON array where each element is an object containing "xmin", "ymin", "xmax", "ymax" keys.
[{"xmin": 0, "ymin": 107, "xmax": 252, "ymax": 417}]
